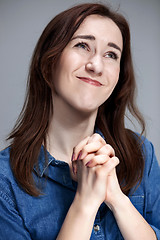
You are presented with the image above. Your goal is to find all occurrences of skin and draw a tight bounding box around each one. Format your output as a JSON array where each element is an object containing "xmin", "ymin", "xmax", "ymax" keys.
[
  {"xmin": 52, "ymin": 15, "xmax": 122, "ymax": 114},
  {"xmin": 46, "ymin": 14, "xmax": 156, "ymax": 240},
  {"xmin": 48, "ymin": 14, "xmax": 123, "ymax": 166}
]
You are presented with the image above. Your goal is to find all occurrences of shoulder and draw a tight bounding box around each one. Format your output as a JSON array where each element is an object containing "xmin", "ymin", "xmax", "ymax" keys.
[
  {"xmin": 0, "ymin": 147, "xmax": 17, "ymax": 193},
  {"xmin": 129, "ymin": 133, "xmax": 160, "ymax": 199},
  {"xmin": 132, "ymin": 132, "xmax": 158, "ymax": 162},
  {"xmin": 135, "ymin": 133, "xmax": 160, "ymax": 179},
  {"xmin": 0, "ymin": 147, "xmax": 12, "ymax": 176},
  {"xmin": 140, "ymin": 135, "xmax": 158, "ymax": 165},
  {"xmin": 128, "ymin": 132, "xmax": 160, "ymax": 184},
  {"xmin": 0, "ymin": 147, "xmax": 19, "ymax": 207}
]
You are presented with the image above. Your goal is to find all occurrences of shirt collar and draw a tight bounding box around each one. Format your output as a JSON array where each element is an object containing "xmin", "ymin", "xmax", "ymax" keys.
[
  {"xmin": 34, "ymin": 146, "xmax": 77, "ymax": 190},
  {"xmin": 34, "ymin": 145, "xmax": 68, "ymax": 177},
  {"xmin": 34, "ymin": 128, "xmax": 104, "ymax": 178}
]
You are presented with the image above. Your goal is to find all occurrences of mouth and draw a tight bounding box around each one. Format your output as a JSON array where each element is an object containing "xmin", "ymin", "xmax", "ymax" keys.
[{"xmin": 77, "ymin": 77, "xmax": 102, "ymax": 87}]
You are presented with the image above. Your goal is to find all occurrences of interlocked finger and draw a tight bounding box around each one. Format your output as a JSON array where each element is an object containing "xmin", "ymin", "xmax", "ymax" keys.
[
  {"xmin": 96, "ymin": 144, "xmax": 115, "ymax": 158},
  {"xmin": 95, "ymin": 156, "xmax": 120, "ymax": 179},
  {"xmin": 72, "ymin": 136, "xmax": 90, "ymax": 161},
  {"xmin": 85, "ymin": 154, "xmax": 110, "ymax": 167},
  {"xmin": 87, "ymin": 133, "xmax": 106, "ymax": 145},
  {"xmin": 72, "ymin": 133, "xmax": 106, "ymax": 162}
]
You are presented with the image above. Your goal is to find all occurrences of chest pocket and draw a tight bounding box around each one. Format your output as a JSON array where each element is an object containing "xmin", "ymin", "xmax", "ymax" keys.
[{"xmin": 129, "ymin": 195, "xmax": 145, "ymax": 216}]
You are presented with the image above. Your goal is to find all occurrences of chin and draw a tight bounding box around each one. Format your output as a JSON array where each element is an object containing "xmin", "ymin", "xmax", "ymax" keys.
[{"xmin": 75, "ymin": 104, "xmax": 99, "ymax": 115}]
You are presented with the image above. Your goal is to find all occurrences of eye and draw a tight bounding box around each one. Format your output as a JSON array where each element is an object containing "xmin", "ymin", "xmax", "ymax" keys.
[
  {"xmin": 74, "ymin": 42, "xmax": 90, "ymax": 51},
  {"xmin": 105, "ymin": 51, "xmax": 118, "ymax": 60}
]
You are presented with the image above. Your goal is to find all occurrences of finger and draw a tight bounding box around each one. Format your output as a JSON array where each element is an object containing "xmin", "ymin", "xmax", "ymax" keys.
[
  {"xmin": 85, "ymin": 154, "xmax": 110, "ymax": 167},
  {"xmin": 96, "ymin": 144, "xmax": 115, "ymax": 157},
  {"xmin": 72, "ymin": 160, "xmax": 77, "ymax": 175},
  {"xmin": 84, "ymin": 143, "xmax": 115, "ymax": 168},
  {"xmin": 87, "ymin": 133, "xmax": 106, "ymax": 145},
  {"xmin": 72, "ymin": 152, "xmax": 94, "ymax": 176},
  {"xmin": 80, "ymin": 141, "xmax": 104, "ymax": 159},
  {"xmin": 95, "ymin": 156, "xmax": 119, "ymax": 180},
  {"xmin": 100, "ymin": 156, "xmax": 119, "ymax": 175},
  {"xmin": 72, "ymin": 136, "xmax": 90, "ymax": 161},
  {"xmin": 72, "ymin": 133, "xmax": 106, "ymax": 162},
  {"xmin": 72, "ymin": 152, "xmax": 96, "ymax": 175},
  {"xmin": 76, "ymin": 159, "xmax": 90, "ymax": 182},
  {"xmin": 72, "ymin": 158, "xmax": 83, "ymax": 176}
]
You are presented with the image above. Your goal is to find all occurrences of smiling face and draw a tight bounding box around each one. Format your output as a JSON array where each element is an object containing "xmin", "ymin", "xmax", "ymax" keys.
[{"xmin": 52, "ymin": 14, "xmax": 123, "ymax": 114}]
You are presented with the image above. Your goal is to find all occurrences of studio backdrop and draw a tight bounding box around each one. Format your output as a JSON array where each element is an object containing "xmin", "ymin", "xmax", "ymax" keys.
[{"xmin": 0, "ymin": 0, "xmax": 160, "ymax": 162}]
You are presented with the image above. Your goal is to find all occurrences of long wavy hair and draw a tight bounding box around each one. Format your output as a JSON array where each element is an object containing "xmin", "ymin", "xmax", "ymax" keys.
[{"xmin": 8, "ymin": 3, "xmax": 145, "ymax": 196}]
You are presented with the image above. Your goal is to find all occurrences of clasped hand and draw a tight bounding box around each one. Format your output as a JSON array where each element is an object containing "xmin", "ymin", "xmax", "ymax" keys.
[{"xmin": 72, "ymin": 133, "xmax": 124, "ymax": 211}]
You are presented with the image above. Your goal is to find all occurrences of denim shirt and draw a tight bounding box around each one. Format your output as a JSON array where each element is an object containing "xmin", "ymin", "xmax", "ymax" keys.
[{"xmin": 0, "ymin": 136, "xmax": 160, "ymax": 240}]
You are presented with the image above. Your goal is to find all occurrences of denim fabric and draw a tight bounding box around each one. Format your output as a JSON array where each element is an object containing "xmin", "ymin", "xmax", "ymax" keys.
[{"xmin": 0, "ymin": 136, "xmax": 160, "ymax": 240}]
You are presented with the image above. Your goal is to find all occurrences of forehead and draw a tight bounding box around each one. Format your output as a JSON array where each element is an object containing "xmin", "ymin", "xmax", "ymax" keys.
[{"xmin": 73, "ymin": 14, "xmax": 123, "ymax": 49}]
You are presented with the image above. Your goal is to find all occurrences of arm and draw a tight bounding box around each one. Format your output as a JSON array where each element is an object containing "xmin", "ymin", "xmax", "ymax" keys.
[
  {"xmin": 0, "ymin": 185, "xmax": 31, "ymax": 240},
  {"xmin": 72, "ymin": 134, "xmax": 158, "ymax": 240},
  {"xmin": 101, "ymin": 163, "xmax": 157, "ymax": 240},
  {"xmin": 56, "ymin": 193, "xmax": 97, "ymax": 240},
  {"xmin": 57, "ymin": 136, "xmax": 119, "ymax": 240},
  {"xmin": 108, "ymin": 190, "xmax": 157, "ymax": 240},
  {"xmin": 103, "ymin": 139, "xmax": 160, "ymax": 240},
  {"xmin": 144, "ymin": 141, "xmax": 160, "ymax": 238}
]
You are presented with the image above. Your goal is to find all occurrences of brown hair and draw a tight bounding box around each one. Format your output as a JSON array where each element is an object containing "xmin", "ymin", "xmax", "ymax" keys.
[{"xmin": 8, "ymin": 3, "xmax": 145, "ymax": 196}]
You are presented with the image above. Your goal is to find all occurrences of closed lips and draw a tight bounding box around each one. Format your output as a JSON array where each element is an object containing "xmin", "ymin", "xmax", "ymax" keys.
[{"xmin": 77, "ymin": 77, "xmax": 102, "ymax": 86}]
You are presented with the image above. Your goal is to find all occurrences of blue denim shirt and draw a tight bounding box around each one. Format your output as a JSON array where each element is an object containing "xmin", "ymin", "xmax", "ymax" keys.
[{"xmin": 0, "ymin": 136, "xmax": 160, "ymax": 240}]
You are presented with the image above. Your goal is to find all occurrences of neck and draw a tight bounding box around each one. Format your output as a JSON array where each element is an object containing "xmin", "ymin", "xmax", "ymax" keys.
[{"xmin": 47, "ymin": 98, "xmax": 98, "ymax": 164}]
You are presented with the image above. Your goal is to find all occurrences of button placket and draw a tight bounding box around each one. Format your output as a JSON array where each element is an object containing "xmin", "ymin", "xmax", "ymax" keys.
[{"xmin": 93, "ymin": 211, "xmax": 102, "ymax": 237}]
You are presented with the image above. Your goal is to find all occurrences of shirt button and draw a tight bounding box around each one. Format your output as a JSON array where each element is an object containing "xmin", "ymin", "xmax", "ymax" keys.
[{"xmin": 94, "ymin": 224, "xmax": 100, "ymax": 232}]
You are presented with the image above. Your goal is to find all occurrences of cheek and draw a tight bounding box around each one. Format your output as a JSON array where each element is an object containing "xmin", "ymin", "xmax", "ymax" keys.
[
  {"xmin": 114, "ymin": 67, "xmax": 120, "ymax": 84},
  {"xmin": 60, "ymin": 50, "xmax": 84, "ymax": 72},
  {"xmin": 106, "ymin": 64, "xmax": 120, "ymax": 85}
]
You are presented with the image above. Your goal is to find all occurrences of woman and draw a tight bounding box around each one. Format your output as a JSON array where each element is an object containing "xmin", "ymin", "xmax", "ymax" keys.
[{"xmin": 0, "ymin": 3, "xmax": 159, "ymax": 240}]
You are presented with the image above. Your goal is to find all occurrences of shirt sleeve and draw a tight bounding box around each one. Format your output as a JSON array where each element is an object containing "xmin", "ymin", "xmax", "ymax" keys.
[
  {"xmin": 0, "ymin": 183, "xmax": 32, "ymax": 240},
  {"xmin": 144, "ymin": 140, "xmax": 160, "ymax": 239}
]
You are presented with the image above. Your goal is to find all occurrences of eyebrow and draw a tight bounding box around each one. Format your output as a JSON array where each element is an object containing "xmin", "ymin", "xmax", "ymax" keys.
[
  {"xmin": 108, "ymin": 42, "xmax": 122, "ymax": 53},
  {"xmin": 71, "ymin": 35, "xmax": 96, "ymax": 41},
  {"xmin": 71, "ymin": 34, "xmax": 122, "ymax": 53}
]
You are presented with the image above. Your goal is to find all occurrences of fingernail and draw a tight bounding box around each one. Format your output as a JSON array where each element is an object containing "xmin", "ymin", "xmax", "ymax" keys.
[
  {"xmin": 71, "ymin": 153, "xmax": 75, "ymax": 161},
  {"xmin": 72, "ymin": 166, "xmax": 77, "ymax": 175},
  {"xmin": 86, "ymin": 160, "xmax": 92, "ymax": 167},
  {"xmin": 77, "ymin": 150, "xmax": 82, "ymax": 160}
]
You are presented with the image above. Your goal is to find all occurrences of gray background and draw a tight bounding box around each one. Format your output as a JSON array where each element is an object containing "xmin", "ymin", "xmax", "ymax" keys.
[{"xmin": 0, "ymin": 0, "xmax": 160, "ymax": 163}]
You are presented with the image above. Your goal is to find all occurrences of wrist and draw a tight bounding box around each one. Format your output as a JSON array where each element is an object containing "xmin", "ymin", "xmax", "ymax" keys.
[
  {"xmin": 105, "ymin": 192, "xmax": 129, "ymax": 213},
  {"xmin": 73, "ymin": 192, "xmax": 99, "ymax": 218}
]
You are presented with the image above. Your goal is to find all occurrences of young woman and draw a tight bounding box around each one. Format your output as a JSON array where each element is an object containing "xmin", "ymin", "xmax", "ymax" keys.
[{"xmin": 0, "ymin": 3, "xmax": 159, "ymax": 240}]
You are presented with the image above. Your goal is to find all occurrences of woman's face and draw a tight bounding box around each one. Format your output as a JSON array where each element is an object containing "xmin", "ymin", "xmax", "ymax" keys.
[{"xmin": 52, "ymin": 14, "xmax": 123, "ymax": 113}]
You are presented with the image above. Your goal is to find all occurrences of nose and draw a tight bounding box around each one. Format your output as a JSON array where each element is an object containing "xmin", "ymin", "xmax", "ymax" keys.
[{"xmin": 85, "ymin": 54, "xmax": 103, "ymax": 76}]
